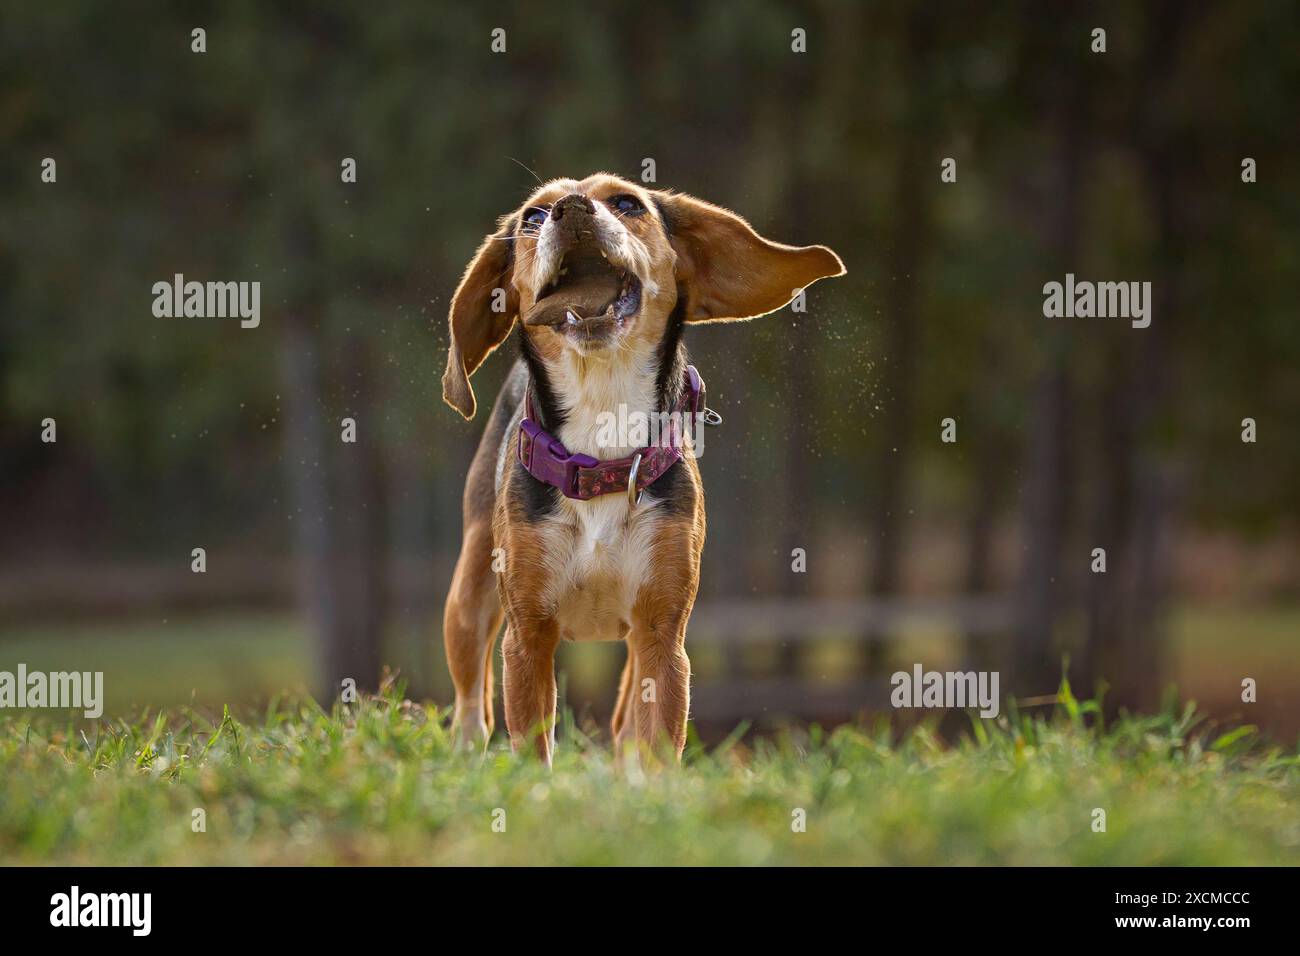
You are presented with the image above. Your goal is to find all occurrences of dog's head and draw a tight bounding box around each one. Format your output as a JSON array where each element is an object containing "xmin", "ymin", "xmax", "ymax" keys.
[{"xmin": 442, "ymin": 172, "xmax": 845, "ymax": 418}]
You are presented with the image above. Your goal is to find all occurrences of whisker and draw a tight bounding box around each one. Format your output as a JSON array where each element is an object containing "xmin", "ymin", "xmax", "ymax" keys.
[{"xmin": 505, "ymin": 156, "xmax": 543, "ymax": 186}]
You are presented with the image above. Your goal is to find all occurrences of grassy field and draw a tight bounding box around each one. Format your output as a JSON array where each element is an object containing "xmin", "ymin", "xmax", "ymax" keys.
[{"xmin": 1, "ymin": 682, "xmax": 1297, "ymax": 865}]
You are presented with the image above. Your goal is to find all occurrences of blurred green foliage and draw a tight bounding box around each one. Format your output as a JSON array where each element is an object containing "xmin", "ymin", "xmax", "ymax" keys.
[{"xmin": 1, "ymin": 0, "xmax": 1297, "ymax": 679}]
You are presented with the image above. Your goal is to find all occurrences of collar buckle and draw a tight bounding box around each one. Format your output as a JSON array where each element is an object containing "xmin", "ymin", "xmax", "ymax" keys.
[{"xmin": 519, "ymin": 418, "xmax": 599, "ymax": 498}]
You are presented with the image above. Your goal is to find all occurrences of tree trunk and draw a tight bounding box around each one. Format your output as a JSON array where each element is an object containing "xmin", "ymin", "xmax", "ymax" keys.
[
  {"xmin": 330, "ymin": 335, "xmax": 388, "ymax": 696},
  {"xmin": 865, "ymin": 7, "xmax": 935, "ymax": 671},
  {"xmin": 963, "ymin": 427, "xmax": 1005, "ymax": 669},
  {"xmin": 1012, "ymin": 23, "xmax": 1089, "ymax": 699},
  {"xmin": 1080, "ymin": 355, "xmax": 1134, "ymax": 697},
  {"xmin": 279, "ymin": 313, "xmax": 343, "ymax": 702},
  {"xmin": 278, "ymin": 213, "xmax": 388, "ymax": 703},
  {"xmin": 1087, "ymin": 0, "xmax": 1192, "ymax": 713}
]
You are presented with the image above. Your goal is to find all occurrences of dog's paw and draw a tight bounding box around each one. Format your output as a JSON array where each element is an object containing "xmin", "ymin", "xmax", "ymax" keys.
[{"xmin": 450, "ymin": 711, "xmax": 491, "ymax": 753}]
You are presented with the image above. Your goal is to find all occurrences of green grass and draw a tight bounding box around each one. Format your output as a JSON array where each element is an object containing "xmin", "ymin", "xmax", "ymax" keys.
[{"xmin": 1, "ymin": 683, "xmax": 1297, "ymax": 865}]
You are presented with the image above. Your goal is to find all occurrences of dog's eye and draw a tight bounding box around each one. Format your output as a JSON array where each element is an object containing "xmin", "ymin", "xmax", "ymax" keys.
[
  {"xmin": 521, "ymin": 206, "xmax": 548, "ymax": 232},
  {"xmin": 608, "ymin": 194, "xmax": 645, "ymax": 216}
]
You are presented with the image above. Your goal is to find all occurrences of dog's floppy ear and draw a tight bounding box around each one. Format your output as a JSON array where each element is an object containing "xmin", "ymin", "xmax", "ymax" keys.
[
  {"xmin": 442, "ymin": 217, "xmax": 520, "ymax": 419},
  {"xmin": 655, "ymin": 192, "xmax": 845, "ymax": 323}
]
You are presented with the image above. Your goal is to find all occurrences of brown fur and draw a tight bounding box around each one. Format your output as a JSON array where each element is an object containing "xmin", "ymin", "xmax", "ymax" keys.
[{"xmin": 440, "ymin": 173, "xmax": 843, "ymax": 765}]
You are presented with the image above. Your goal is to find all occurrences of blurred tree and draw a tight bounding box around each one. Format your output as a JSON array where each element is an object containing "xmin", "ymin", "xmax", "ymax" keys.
[
  {"xmin": 865, "ymin": 4, "xmax": 939, "ymax": 671},
  {"xmin": 1, "ymin": 0, "xmax": 1297, "ymax": 720},
  {"xmin": 1011, "ymin": 3, "xmax": 1091, "ymax": 698}
]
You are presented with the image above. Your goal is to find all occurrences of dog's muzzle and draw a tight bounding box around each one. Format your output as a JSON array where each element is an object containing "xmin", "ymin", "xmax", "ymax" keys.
[{"xmin": 523, "ymin": 197, "xmax": 642, "ymax": 333}]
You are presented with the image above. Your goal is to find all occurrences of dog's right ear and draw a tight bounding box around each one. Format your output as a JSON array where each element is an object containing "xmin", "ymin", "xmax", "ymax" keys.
[
  {"xmin": 654, "ymin": 191, "xmax": 844, "ymax": 324},
  {"xmin": 442, "ymin": 216, "xmax": 520, "ymax": 420}
]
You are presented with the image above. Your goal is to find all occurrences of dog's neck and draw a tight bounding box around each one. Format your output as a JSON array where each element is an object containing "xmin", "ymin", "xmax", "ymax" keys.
[{"xmin": 521, "ymin": 295, "xmax": 687, "ymax": 460}]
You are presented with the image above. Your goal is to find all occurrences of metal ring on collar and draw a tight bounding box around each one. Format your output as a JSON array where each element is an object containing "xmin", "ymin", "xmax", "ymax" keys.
[{"xmin": 627, "ymin": 452, "xmax": 644, "ymax": 507}]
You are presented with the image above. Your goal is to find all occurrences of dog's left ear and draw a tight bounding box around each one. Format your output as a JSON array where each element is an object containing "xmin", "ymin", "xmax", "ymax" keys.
[
  {"xmin": 654, "ymin": 192, "xmax": 845, "ymax": 323},
  {"xmin": 442, "ymin": 217, "xmax": 520, "ymax": 420}
]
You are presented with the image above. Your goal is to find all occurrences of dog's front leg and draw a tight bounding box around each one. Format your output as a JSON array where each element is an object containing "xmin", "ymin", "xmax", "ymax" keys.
[
  {"xmin": 611, "ymin": 644, "xmax": 640, "ymax": 758},
  {"xmin": 627, "ymin": 607, "xmax": 692, "ymax": 764},
  {"xmin": 501, "ymin": 620, "xmax": 561, "ymax": 765}
]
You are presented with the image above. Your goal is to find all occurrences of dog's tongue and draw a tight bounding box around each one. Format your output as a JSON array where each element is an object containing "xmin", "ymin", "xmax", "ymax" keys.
[{"xmin": 523, "ymin": 266, "xmax": 623, "ymax": 327}]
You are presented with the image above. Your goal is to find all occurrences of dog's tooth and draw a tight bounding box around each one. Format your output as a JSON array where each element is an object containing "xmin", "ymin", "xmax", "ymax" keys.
[{"xmin": 565, "ymin": 310, "xmax": 578, "ymax": 326}]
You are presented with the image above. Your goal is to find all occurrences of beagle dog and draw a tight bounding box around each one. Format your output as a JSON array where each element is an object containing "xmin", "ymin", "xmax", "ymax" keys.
[{"xmin": 441, "ymin": 173, "xmax": 844, "ymax": 764}]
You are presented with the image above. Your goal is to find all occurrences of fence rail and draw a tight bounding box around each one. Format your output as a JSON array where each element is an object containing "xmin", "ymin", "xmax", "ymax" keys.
[
  {"xmin": 689, "ymin": 595, "xmax": 1017, "ymax": 643},
  {"xmin": 685, "ymin": 595, "xmax": 1017, "ymax": 725}
]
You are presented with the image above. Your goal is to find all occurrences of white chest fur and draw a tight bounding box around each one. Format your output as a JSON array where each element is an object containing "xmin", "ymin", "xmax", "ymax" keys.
[
  {"xmin": 539, "ymin": 494, "xmax": 660, "ymax": 642},
  {"xmin": 551, "ymin": 349, "xmax": 658, "ymax": 460},
  {"xmin": 536, "ymin": 346, "xmax": 662, "ymax": 641}
]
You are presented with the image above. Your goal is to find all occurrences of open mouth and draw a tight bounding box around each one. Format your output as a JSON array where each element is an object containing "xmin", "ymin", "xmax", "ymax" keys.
[{"xmin": 523, "ymin": 241, "xmax": 642, "ymax": 336}]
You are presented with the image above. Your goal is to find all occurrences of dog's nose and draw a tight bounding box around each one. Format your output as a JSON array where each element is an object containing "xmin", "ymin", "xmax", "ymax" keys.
[{"xmin": 550, "ymin": 193, "xmax": 595, "ymax": 223}]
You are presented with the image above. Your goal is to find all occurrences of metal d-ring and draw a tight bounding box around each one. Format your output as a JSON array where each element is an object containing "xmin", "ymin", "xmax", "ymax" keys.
[{"xmin": 627, "ymin": 452, "xmax": 644, "ymax": 507}]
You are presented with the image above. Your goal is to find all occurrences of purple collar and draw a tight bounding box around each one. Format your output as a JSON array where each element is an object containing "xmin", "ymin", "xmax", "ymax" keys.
[{"xmin": 518, "ymin": 365, "xmax": 705, "ymax": 502}]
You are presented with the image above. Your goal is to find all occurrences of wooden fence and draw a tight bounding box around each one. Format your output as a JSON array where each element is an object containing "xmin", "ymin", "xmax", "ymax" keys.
[{"xmin": 686, "ymin": 595, "xmax": 1016, "ymax": 724}]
